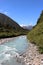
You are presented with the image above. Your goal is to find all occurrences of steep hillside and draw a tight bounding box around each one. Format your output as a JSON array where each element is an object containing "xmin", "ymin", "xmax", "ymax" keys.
[
  {"xmin": 27, "ymin": 11, "xmax": 43, "ymax": 54},
  {"xmin": 0, "ymin": 13, "xmax": 28, "ymax": 38}
]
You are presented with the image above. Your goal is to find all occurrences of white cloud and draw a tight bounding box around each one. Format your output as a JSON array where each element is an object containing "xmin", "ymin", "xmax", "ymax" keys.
[
  {"xmin": 0, "ymin": 9, "xmax": 8, "ymax": 15},
  {"xmin": 4, "ymin": 11, "xmax": 8, "ymax": 15},
  {"xmin": 20, "ymin": 24, "xmax": 26, "ymax": 27},
  {"xmin": 20, "ymin": 23, "xmax": 33, "ymax": 27}
]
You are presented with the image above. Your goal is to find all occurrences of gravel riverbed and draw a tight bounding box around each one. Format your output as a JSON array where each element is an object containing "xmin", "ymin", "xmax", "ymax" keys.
[{"xmin": 0, "ymin": 38, "xmax": 43, "ymax": 65}]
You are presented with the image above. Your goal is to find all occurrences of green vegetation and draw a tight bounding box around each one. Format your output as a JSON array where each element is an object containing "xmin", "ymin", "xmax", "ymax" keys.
[
  {"xmin": 27, "ymin": 11, "xmax": 43, "ymax": 54},
  {"xmin": 0, "ymin": 13, "xmax": 28, "ymax": 38}
]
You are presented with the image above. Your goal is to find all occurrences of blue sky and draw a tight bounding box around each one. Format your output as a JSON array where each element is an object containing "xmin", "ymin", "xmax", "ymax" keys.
[{"xmin": 0, "ymin": 0, "xmax": 43, "ymax": 26}]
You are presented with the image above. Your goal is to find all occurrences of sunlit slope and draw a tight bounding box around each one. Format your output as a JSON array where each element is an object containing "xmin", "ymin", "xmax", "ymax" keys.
[{"xmin": 27, "ymin": 11, "xmax": 43, "ymax": 53}]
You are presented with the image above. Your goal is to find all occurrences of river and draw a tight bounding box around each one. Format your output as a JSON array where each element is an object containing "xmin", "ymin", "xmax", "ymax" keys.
[{"xmin": 0, "ymin": 36, "xmax": 29, "ymax": 65}]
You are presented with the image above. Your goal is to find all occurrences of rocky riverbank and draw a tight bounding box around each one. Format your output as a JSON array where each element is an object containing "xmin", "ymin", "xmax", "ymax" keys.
[
  {"xmin": 0, "ymin": 37, "xmax": 15, "ymax": 44},
  {"xmin": 16, "ymin": 43, "xmax": 43, "ymax": 65},
  {"xmin": 0, "ymin": 38, "xmax": 43, "ymax": 65}
]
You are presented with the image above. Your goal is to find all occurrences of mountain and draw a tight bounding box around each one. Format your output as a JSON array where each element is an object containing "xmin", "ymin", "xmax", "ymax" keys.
[
  {"xmin": 0, "ymin": 13, "xmax": 28, "ymax": 38},
  {"xmin": 27, "ymin": 11, "xmax": 43, "ymax": 54},
  {"xmin": 22, "ymin": 25, "xmax": 33, "ymax": 30}
]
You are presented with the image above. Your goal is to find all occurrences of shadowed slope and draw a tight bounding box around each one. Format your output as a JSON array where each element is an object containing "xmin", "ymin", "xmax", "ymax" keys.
[{"xmin": 0, "ymin": 13, "xmax": 28, "ymax": 38}]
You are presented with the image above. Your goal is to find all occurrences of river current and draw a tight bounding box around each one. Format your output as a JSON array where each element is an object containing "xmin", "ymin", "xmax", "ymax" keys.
[{"xmin": 0, "ymin": 36, "xmax": 29, "ymax": 65}]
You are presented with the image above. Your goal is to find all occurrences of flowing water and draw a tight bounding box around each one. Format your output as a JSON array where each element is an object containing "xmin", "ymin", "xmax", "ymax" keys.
[{"xmin": 0, "ymin": 36, "xmax": 29, "ymax": 65}]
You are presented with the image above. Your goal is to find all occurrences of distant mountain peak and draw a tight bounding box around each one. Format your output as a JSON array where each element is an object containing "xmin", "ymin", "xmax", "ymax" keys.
[{"xmin": 22, "ymin": 25, "xmax": 33, "ymax": 30}]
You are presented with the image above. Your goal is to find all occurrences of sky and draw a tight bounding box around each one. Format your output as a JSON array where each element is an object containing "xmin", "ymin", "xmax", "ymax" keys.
[{"xmin": 0, "ymin": 0, "xmax": 43, "ymax": 26}]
